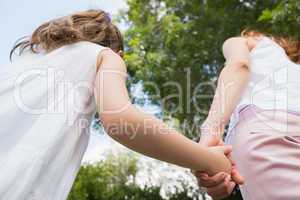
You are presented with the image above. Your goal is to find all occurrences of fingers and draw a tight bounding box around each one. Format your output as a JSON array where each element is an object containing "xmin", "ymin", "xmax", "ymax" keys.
[
  {"xmin": 231, "ymin": 167, "xmax": 245, "ymax": 185},
  {"xmin": 195, "ymin": 172, "xmax": 236, "ymax": 199},
  {"xmin": 218, "ymin": 145, "xmax": 232, "ymax": 155},
  {"xmin": 196, "ymin": 172, "xmax": 228, "ymax": 188},
  {"xmin": 227, "ymin": 153, "xmax": 245, "ymax": 185},
  {"xmin": 206, "ymin": 176, "xmax": 236, "ymax": 200}
]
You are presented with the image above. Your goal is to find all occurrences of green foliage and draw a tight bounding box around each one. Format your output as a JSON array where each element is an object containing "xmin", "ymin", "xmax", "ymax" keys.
[
  {"xmin": 259, "ymin": 0, "xmax": 300, "ymax": 37},
  {"xmin": 68, "ymin": 153, "xmax": 163, "ymax": 200},
  {"xmin": 68, "ymin": 153, "xmax": 204, "ymax": 200},
  {"xmin": 120, "ymin": 0, "xmax": 287, "ymax": 138}
]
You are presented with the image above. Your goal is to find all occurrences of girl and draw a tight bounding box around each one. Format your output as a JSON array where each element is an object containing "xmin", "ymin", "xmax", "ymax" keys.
[
  {"xmin": 198, "ymin": 30, "xmax": 300, "ymax": 199},
  {"xmin": 0, "ymin": 10, "xmax": 231, "ymax": 200}
]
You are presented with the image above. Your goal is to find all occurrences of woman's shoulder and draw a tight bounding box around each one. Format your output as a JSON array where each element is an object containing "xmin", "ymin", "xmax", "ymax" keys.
[
  {"xmin": 222, "ymin": 36, "xmax": 264, "ymax": 52},
  {"xmin": 222, "ymin": 37, "xmax": 251, "ymax": 67}
]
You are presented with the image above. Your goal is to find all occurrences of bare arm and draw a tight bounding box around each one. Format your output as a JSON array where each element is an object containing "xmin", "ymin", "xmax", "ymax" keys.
[
  {"xmin": 201, "ymin": 37, "xmax": 251, "ymax": 140},
  {"xmin": 195, "ymin": 37, "xmax": 250, "ymax": 199},
  {"xmin": 94, "ymin": 49, "xmax": 231, "ymax": 175}
]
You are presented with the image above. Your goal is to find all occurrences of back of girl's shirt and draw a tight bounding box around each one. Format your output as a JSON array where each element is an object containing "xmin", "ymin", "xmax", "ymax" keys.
[{"xmin": 0, "ymin": 42, "xmax": 107, "ymax": 200}]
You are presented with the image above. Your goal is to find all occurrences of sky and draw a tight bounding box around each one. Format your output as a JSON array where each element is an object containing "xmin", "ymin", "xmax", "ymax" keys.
[
  {"xmin": 0, "ymin": 0, "xmax": 127, "ymax": 66},
  {"xmin": 0, "ymin": 0, "xmax": 127, "ymax": 162}
]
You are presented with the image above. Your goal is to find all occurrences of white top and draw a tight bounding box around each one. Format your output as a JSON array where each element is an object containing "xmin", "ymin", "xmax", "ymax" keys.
[
  {"xmin": 227, "ymin": 37, "xmax": 300, "ymax": 142},
  {"xmin": 0, "ymin": 42, "xmax": 107, "ymax": 200}
]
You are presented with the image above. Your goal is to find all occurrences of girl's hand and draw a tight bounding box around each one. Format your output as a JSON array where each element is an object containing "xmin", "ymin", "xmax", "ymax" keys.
[
  {"xmin": 206, "ymin": 146, "xmax": 232, "ymax": 175},
  {"xmin": 195, "ymin": 156, "xmax": 244, "ymax": 199},
  {"xmin": 194, "ymin": 137, "xmax": 244, "ymax": 199}
]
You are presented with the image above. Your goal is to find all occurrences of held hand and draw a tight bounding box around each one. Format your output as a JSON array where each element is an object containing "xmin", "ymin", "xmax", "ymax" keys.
[
  {"xmin": 206, "ymin": 146, "xmax": 232, "ymax": 175},
  {"xmin": 199, "ymin": 134, "xmax": 244, "ymax": 184},
  {"xmin": 195, "ymin": 172, "xmax": 235, "ymax": 200},
  {"xmin": 194, "ymin": 154, "xmax": 244, "ymax": 199},
  {"xmin": 194, "ymin": 133, "xmax": 244, "ymax": 199}
]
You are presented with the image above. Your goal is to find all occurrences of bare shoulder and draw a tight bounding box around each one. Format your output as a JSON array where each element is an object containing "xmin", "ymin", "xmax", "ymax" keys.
[
  {"xmin": 222, "ymin": 37, "xmax": 248, "ymax": 50},
  {"xmin": 223, "ymin": 36, "xmax": 264, "ymax": 52},
  {"xmin": 222, "ymin": 37, "xmax": 251, "ymax": 67},
  {"xmin": 96, "ymin": 49, "xmax": 126, "ymax": 73}
]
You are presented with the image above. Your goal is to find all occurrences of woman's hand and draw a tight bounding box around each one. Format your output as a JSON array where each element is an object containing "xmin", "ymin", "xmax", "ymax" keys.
[
  {"xmin": 194, "ymin": 134, "xmax": 244, "ymax": 199},
  {"xmin": 200, "ymin": 132, "xmax": 224, "ymax": 147},
  {"xmin": 195, "ymin": 171, "xmax": 236, "ymax": 200},
  {"xmin": 192, "ymin": 36, "xmax": 250, "ymax": 199}
]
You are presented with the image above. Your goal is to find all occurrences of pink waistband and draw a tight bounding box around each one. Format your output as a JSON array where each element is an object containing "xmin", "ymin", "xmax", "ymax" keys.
[
  {"xmin": 238, "ymin": 105, "xmax": 300, "ymax": 135},
  {"xmin": 239, "ymin": 105, "xmax": 300, "ymax": 118}
]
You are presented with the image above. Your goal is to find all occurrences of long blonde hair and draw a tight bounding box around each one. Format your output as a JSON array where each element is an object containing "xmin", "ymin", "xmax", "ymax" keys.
[
  {"xmin": 10, "ymin": 9, "xmax": 124, "ymax": 60},
  {"xmin": 242, "ymin": 30, "xmax": 300, "ymax": 64}
]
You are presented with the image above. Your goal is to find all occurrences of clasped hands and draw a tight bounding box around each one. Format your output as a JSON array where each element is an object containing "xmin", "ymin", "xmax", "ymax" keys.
[{"xmin": 193, "ymin": 133, "xmax": 244, "ymax": 200}]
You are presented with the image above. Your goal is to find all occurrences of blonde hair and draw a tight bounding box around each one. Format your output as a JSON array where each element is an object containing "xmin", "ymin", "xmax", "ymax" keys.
[
  {"xmin": 10, "ymin": 9, "xmax": 123, "ymax": 59},
  {"xmin": 241, "ymin": 29, "xmax": 300, "ymax": 64}
]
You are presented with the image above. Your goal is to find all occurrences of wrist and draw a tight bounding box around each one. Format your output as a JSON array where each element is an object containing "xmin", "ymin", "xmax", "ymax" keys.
[
  {"xmin": 204, "ymin": 148, "xmax": 231, "ymax": 175},
  {"xmin": 200, "ymin": 119, "xmax": 225, "ymax": 139}
]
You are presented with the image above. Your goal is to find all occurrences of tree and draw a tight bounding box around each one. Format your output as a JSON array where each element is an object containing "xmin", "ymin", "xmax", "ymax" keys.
[
  {"xmin": 116, "ymin": 1, "xmax": 299, "ymax": 199},
  {"xmin": 68, "ymin": 153, "xmax": 164, "ymax": 200},
  {"xmin": 120, "ymin": 0, "xmax": 286, "ymax": 138},
  {"xmin": 259, "ymin": 0, "xmax": 300, "ymax": 37},
  {"xmin": 68, "ymin": 152, "xmax": 203, "ymax": 200}
]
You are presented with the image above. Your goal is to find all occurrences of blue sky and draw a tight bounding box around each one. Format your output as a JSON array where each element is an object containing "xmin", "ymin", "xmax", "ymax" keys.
[
  {"xmin": 0, "ymin": 0, "xmax": 127, "ymax": 66},
  {"xmin": 0, "ymin": 0, "xmax": 127, "ymax": 162}
]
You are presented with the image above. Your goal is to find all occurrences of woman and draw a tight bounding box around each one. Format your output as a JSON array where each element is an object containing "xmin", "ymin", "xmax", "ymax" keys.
[
  {"xmin": 196, "ymin": 30, "xmax": 300, "ymax": 199},
  {"xmin": 0, "ymin": 9, "xmax": 232, "ymax": 200}
]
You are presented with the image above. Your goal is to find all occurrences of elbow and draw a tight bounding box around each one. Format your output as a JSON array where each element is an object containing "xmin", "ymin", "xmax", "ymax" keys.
[
  {"xmin": 223, "ymin": 62, "xmax": 250, "ymax": 76},
  {"xmin": 235, "ymin": 64, "xmax": 250, "ymax": 79},
  {"xmin": 225, "ymin": 59, "xmax": 250, "ymax": 69},
  {"xmin": 100, "ymin": 113, "xmax": 124, "ymax": 139},
  {"xmin": 99, "ymin": 106, "xmax": 136, "ymax": 141}
]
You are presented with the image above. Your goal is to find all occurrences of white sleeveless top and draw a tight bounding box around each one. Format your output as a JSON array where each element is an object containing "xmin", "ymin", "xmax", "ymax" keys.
[
  {"xmin": 226, "ymin": 37, "xmax": 300, "ymax": 142},
  {"xmin": 0, "ymin": 42, "xmax": 107, "ymax": 200}
]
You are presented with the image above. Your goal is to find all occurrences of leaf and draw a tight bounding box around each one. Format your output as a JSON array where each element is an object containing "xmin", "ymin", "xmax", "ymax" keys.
[{"xmin": 258, "ymin": 9, "xmax": 273, "ymax": 22}]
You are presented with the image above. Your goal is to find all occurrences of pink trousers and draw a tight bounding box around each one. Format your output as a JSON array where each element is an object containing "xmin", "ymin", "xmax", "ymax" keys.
[{"xmin": 232, "ymin": 106, "xmax": 300, "ymax": 200}]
